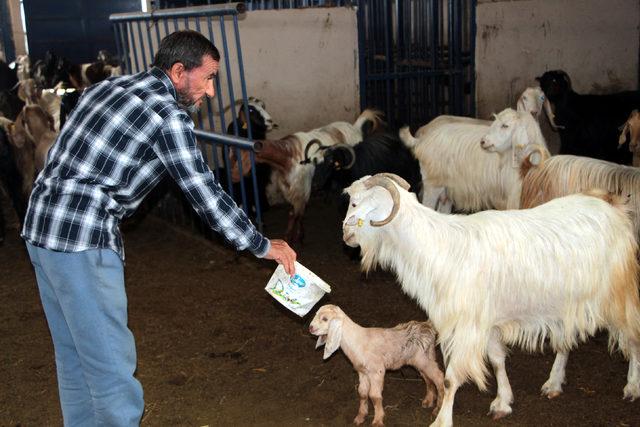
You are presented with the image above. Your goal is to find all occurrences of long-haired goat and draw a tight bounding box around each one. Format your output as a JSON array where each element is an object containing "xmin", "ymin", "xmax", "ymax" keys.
[
  {"xmin": 342, "ymin": 173, "xmax": 640, "ymax": 427},
  {"xmin": 515, "ymin": 145, "xmax": 640, "ymax": 242},
  {"xmin": 309, "ymin": 304, "xmax": 444, "ymax": 426},
  {"xmin": 400, "ymin": 108, "xmax": 547, "ymax": 213},
  {"xmin": 255, "ymin": 109, "xmax": 382, "ymax": 243}
]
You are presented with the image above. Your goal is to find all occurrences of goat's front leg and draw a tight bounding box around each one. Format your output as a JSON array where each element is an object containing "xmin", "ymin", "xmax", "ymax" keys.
[
  {"xmin": 430, "ymin": 365, "xmax": 462, "ymax": 427},
  {"xmin": 354, "ymin": 372, "xmax": 370, "ymax": 425},
  {"xmin": 541, "ymin": 350, "xmax": 569, "ymax": 398},
  {"xmin": 368, "ymin": 370, "xmax": 386, "ymax": 427},
  {"xmin": 487, "ymin": 329, "xmax": 513, "ymax": 419}
]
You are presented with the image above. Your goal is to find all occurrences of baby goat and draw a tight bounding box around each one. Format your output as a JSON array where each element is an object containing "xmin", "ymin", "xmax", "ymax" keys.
[{"xmin": 309, "ymin": 304, "xmax": 444, "ymax": 426}]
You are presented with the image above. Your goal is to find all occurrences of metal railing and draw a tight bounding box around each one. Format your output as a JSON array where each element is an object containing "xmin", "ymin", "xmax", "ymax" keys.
[{"xmin": 110, "ymin": 2, "xmax": 265, "ymax": 232}]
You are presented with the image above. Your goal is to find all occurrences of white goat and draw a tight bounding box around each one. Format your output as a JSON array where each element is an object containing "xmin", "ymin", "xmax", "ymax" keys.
[
  {"xmin": 342, "ymin": 173, "xmax": 640, "ymax": 427},
  {"xmin": 309, "ymin": 304, "xmax": 444, "ymax": 426},
  {"xmin": 516, "ymin": 86, "xmax": 545, "ymax": 120},
  {"xmin": 401, "ymin": 108, "xmax": 547, "ymax": 213}
]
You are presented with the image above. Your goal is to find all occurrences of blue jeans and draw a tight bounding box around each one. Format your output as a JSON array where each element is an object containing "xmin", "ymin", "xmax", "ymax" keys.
[{"xmin": 26, "ymin": 242, "xmax": 144, "ymax": 427}]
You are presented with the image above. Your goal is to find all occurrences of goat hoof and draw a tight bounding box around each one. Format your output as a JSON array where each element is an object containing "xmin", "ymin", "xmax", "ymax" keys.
[
  {"xmin": 353, "ymin": 415, "xmax": 366, "ymax": 425},
  {"xmin": 421, "ymin": 397, "xmax": 435, "ymax": 408},
  {"xmin": 489, "ymin": 410, "xmax": 511, "ymax": 420},
  {"xmin": 623, "ymin": 383, "xmax": 640, "ymax": 401}
]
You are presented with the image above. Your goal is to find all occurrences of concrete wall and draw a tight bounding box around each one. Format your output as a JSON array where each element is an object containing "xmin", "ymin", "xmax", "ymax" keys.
[
  {"xmin": 237, "ymin": 8, "xmax": 359, "ymax": 138},
  {"xmin": 476, "ymin": 0, "xmax": 640, "ymax": 152}
]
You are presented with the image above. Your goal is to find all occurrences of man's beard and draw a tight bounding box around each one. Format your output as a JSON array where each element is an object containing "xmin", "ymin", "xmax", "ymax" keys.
[{"xmin": 177, "ymin": 89, "xmax": 201, "ymax": 113}]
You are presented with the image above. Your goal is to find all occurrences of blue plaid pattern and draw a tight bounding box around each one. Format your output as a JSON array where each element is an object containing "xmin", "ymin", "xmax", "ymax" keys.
[{"xmin": 22, "ymin": 67, "xmax": 269, "ymax": 260}]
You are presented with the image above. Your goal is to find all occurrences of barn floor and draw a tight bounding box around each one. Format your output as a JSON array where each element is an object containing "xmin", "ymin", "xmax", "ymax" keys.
[{"xmin": 1, "ymin": 192, "xmax": 639, "ymax": 427}]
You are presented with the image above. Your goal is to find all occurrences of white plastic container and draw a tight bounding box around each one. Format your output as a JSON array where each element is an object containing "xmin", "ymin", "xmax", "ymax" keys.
[{"xmin": 265, "ymin": 261, "xmax": 331, "ymax": 317}]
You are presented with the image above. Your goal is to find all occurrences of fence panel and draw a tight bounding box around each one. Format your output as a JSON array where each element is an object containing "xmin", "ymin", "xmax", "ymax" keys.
[
  {"xmin": 358, "ymin": 0, "xmax": 476, "ymax": 129},
  {"xmin": 110, "ymin": 2, "xmax": 264, "ymax": 233}
]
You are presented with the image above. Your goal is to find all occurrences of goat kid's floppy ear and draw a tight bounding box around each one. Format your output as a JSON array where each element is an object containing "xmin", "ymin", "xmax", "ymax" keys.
[
  {"xmin": 315, "ymin": 335, "xmax": 327, "ymax": 349},
  {"xmin": 323, "ymin": 318, "xmax": 342, "ymax": 359}
]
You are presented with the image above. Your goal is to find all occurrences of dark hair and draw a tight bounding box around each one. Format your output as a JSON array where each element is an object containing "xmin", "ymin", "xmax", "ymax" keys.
[{"xmin": 151, "ymin": 30, "xmax": 220, "ymax": 71}]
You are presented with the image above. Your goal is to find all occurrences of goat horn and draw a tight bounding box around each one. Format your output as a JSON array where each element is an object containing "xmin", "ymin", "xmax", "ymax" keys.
[
  {"xmin": 375, "ymin": 172, "xmax": 411, "ymax": 191},
  {"xmin": 332, "ymin": 143, "xmax": 356, "ymax": 169},
  {"xmin": 301, "ymin": 139, "xmax": 326, "ymax": 165},
  {"xmin": 363, "ymin": 174, "xmax": 404, "ymax": 227}
]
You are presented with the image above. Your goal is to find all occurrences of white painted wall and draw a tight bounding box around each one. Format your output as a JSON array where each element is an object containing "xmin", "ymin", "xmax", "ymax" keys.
[{"xmin": 476, "ymin": 0, "xmax": 640, "ymax": 153}]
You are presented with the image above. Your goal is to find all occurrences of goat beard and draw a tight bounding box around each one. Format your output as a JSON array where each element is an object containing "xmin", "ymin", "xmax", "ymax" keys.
[{"xmin": 176, "ymin": 88, "xmax": 201, "ymax": 113}]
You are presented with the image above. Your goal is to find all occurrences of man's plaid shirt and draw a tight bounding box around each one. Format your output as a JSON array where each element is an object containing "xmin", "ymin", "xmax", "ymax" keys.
[{"xmin": 22, "ymin": 67, "xmax": 269, "ymax": 260}]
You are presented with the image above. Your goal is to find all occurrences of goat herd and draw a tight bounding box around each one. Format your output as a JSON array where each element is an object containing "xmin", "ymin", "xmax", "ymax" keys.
[
  {"xmin": 233, "ymin": 71, "xmax": 640, "ymax": 427},
  {"xmin": 2, "ymin": 51, "xmax": 640, "ymax": 426}
]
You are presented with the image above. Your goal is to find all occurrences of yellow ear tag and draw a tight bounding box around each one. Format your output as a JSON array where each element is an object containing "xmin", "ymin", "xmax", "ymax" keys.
[
  {"xmin": 242, "ymin": 122, "xmax": 248, "ymax": 130},
  {"xmin": 357, "ymin": 219, "xmax": 364, "ymax": 227}
]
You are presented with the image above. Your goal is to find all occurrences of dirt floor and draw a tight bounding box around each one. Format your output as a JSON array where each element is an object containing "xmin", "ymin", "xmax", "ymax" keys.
[{"xmin": 1, "ymin": 192, "xmax": 640, "ymax": 427}]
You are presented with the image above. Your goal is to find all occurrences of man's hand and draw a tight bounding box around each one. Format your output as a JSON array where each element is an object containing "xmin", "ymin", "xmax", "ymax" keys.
[{"xmin": 264, "ymin": 239, "xmax": 297, "ymax": 276}]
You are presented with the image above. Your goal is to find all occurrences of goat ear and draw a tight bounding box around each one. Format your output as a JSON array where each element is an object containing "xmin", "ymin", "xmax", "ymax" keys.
[
  {"xmin": 315, "ymin": 335, "xmax": 327, "ymax": 349},
  {"xmin": 323, "ymin": 318, "xmax": 342, "ymax": 359}
]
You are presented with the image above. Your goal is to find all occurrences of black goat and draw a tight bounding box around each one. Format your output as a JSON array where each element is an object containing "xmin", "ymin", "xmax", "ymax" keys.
[
  {"xmin": 537, "ymin": 69, "xmax": 640, "ymax": 164},
  {"xmin": 0, "ymin": 126, "xmax": 26, "ymax": 245}
]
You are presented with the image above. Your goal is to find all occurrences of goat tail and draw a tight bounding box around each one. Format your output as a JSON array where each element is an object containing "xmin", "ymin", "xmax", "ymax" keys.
[
  {"xmin": 354, "ymin": 109, "xmax": 384, "ymax": 135},
  {"xmin": 399, "ymin": 126, "xmax": 418, "ymax": 149}
]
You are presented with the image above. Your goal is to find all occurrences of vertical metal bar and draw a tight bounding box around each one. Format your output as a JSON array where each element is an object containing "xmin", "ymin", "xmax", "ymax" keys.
[
  {"xmin": 194, "ymin": 17, "xmax": 205, "ymax": 128},
  {"xmin": 163, "ymin": 17, "xmax": 170, "ymax": 35},
  {"xmin": 120, "ymin": 22, "xmax": 133, "ymax": 74},
  {"xmin": 384, "ymin": 0, "xmax": 393, "ymax": 125},
  {"xmin": 469, "ymin": 0, "xmax": 477, "ymax": 117},
  {"xmin": 233, "ymin": 14, "xmax": 262, "ymax": 229},
  {"xmin": 357, "ymin": 0, "xmax": 367, "ymax": 111},
  {"xmin": 113, "ymin": 23, "xmax": 124, "ymax": 73},
  {"xmin": 145, "ymin": 19, "xmax": 155, "ymax": 65},
  {"xmin": 220, "ymin": 15, "xmax": 248, "ymax": 210},
  {"xmin": 129, "ymin": 22, "xmax": 141, "ymax": 73},
  {"xmin": 136, "ymin": 21, "xmax": 148, "ymax": 70}
]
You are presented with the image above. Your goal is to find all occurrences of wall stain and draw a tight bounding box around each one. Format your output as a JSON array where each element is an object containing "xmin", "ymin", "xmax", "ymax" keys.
[{"xmin": 591, "ymin": 69, "xmax": 625, "ymax": 93}]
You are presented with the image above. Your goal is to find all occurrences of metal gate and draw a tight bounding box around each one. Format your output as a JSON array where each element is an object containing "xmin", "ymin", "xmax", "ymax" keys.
[
  {"xmin": 110, "ymin": 3, "xmax": 265, "ymax": 234},
  {"xmin": 358, "ymin": 0, "xmax": 476, "ymax": 129}
]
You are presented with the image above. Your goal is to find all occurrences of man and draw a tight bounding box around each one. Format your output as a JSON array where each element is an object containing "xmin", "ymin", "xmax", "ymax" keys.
[{"xmin": 22, "ymin": 30, "xmax": 296, "ymax": 426}]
